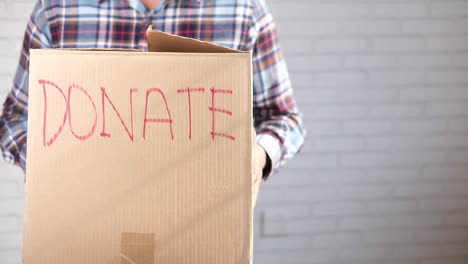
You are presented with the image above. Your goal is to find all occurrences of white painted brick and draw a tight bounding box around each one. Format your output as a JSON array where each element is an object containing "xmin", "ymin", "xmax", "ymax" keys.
[
  {"xmin": 0, "ymin": 249, "xmax": 21, "ymax": 263},
  {"xmin": 315, "ymin": 38, "xmax": 368, "ymax": 53},
  {"xmin": 343, "ymin": 20, "xmax": 400, "ymax": 35},
  {"xmin": 394, "ymin": 183, "xmax": 445, "ymax": 197},
  {"xmin": 0, "ymin": 57, "xmax": 18, "ymax": 76},
  {"xmin": 431, "ymin": 2, "xmax": 468, "ymax": 16},
  {"xmin": 0, "ymin": 232, "xmax": 22, "ymax": 249},
  {"xmin": 424, "ymin": 36, "xmax": 468, "ymax": 52},
  {"xmin": 343, "ymin": 167, "xmax": 420, "ymax": 184},
  {"xmin": 308, "ymin": 105, "xmax": 367, "ymax": 120},
  {"xmin": 286, "ymin": 218, "xmax": 337, "ymax": 235},
  {"xmin": 313, "ymin": 233, "xmax": 362, "ymax": 248},
  {"xmin": 424, "ymin": 70, "xmax": 468, "ymax": 85},
  {"xmin": 444, "ymin": 213, "xmax": 468, "ymax": 226},
  {"xmin": 0, "ymin": 21, "xmax": 27, "ymax": 38},
  {"xmin": 263, "ymin": 219, "xmax": 337, "ymax": 239},
  {"xmin": 449, "ymin": 118, "xmax": 468, "ymax": 132},
  {"xmin": 9, "ymin": 38, "xmax": 24, "ymax": 56},
  {"xmin": 342, "ymin": 120, "xmax": 392, "ymax": 135},
  {"xmin": 279, "ymin": 167, "xmax": 420, "ymax": 187},
  {"xmin": 0, "ymin": 38, "xmax": 10, "ymax": 56},
  {"xmin": 386, "ymin": 214, "xmax": 444, "ymax": 228},
  {"xmin": 312, "ymin": 201, "xmax": 363, "ymax": 216},
  {"xmin": 415, "ymin": 229, "xmax": 468, "ymax": 243},
  {"xmin": 399, "ymin": 87, "xmax": 468, "ymax": 102},
  {"xmin": 446, "ymin": 149, "xmax": 468, "ymax": 164},
  {"xmin": 305, "ymin": 121, "xmax": 341, "ymax": 136},
  {"xmin": 276, "ymin": 21, "xmax": 341, "ymax": 37},
  {"xmin": 365, "ymin": 135, "xmax": 424, "ymax": 151},
  {"xmin": 0, "ymin": 216, "xmax": 20, "ymax": 232},
  {"xmin": 402, "ymin": 20, "xmax": 455, "ymax": 35},
  {"xmin": 426, "ymin": 102, "xmax": 468, "ymax": 117},
  {"xmin": 338, "ymin": 246, "xmax": 388, "ymax": 261},
  {"xmin": 255, "ymin": 248, "xmax": 336, "ymax": 264},
  {"xmin": 372, "ymin": 3, "xmax": 428, "ymax": 18},
  {"xmin": 368, "ymin": 104, "xmax": 423, "ymax": 118},
  {"xmin": 258, "ymin": 186, "xmax": 336, "ymax": 204},
  {"xmin": 454, "ymin": 19, "xmax": 468, "ymax": 34},
  {"xmin": 295, "ymin": 88, "xmax": 336, "ymax": 104},
  {"xmin": 337, "ymin": 88, "xmax": 394, "ymax": 103},
  {"xmin": 308, "ymin": 137, "xmax": 364, "ymax": 153},
  {"xmin": 280, "ymin": 39, "xmax": 314, "ymax": 56},
  {"xmin": 445, "ymin": 182, "xmax": 468, "ymax": 196},
  {"xmin": 423, "ymin": 135, "xmax": 468, "ymax": 149},
  {"xmin": 423, "ymin": 165, "xmax": 468, "ymax": 181},
  {"xmin": 309, "ymin": 72, "xmax": 368, "ymax": 87},
  {"xmin": 268, "ymin": 168, "xmax": 337, "ymax": 186},
  {"xmin": 423, "ymin": 258, "xmax": 468, "ymax": 264},
  {"xmin": 418, "ymin": 198, "xmax": 468, "ymax": 212},
  {"xmin": 340, "ymin": 152, "xmax": 389, "ymax": 167},
  {"xmin": 0, "ymin": 75, "xmax": 14, "ymax": 97},
  {"xmin": 0, "ymin": 182, "xmax": 19, "ymax": 198},
  {"xmin": 0, "ymin": 1, "xmax": 6, "ymax": 13},
  {"xmin": 287, "ymin": 55, "xmax": 342, "ymax": 72},
  {"xmin": 392, "ymin": 119, "xmax": 448, "ymax": 135},
  {"xmin": 373, "ymin": 37, "xmax": 423, "ymax": 52},
  {"xmin": 369, "ymin": 71, "xmax": 423, "ymax": 86},
  {"xmin": 338, "ymin": 216, "xmax": 388, "ymax": 231},
  {"xmin": 254, "ymin": 236, "xmax": 313, "ymax": 251},
  {"xmin": 389, "ymin": 245, "xmax": 442, "ymax": 259},
  {"xmin": 0, "ymin": 162, "xmax": 24, "ymax": 181},
  {"xmin": 337, "ymin": 184, "xmax": 393, "ymax": 199},
  {"xmin": 396, "ymin": 54, "xmax": 454, "ymax": 68},
  {"xmin": 363, "ymin": 230, "xmax": 415, "ymax": 245},
  {"xmin": 440, "ymin": 244, "xmax": 468, "ymax": 257},
  {"xmin": 5, "ymin": 2, "xmax": 35, "ymax": 19},
  {"xmin": 0, "ymin": 199, "xmax": 23, "ymax": 215},
  {"xmin": 389, "ymin": 150, "xmax": 446, "ymax": 166},
  {"xmin": 271, "ymin": 3, "xmax": 370, "ymax": 19},
  {"xmin": 344, "ymin": 55, "xmax": 395, "ymax": 69},
  {"xmin": 366, "ymin": 200, "xmax": 417, "ymax": 214},
  {"xmin": 285, "ymin": 153, "xmax": 338, "ymax": 169},
  {"xmin": 260, "ymin": 205, "xmax": 312, "ymax": 221},
  {"xmin": 261, "ymin": 220, "xmax": 287, "ymax": 237}
]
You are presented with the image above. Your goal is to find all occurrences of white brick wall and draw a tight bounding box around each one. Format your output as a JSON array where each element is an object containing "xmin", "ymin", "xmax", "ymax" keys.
[{"xmin": 1, "ymin": 0, "xmax": 468, "ymax": 263}]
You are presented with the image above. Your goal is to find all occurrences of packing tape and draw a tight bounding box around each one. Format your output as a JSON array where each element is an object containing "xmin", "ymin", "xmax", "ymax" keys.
[{"xmin": 121, "ymin": 232, "xmax": 155, "ymax": 264}]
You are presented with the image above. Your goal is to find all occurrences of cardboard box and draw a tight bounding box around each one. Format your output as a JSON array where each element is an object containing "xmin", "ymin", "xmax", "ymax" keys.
[{"xmin": 24, "ymin": 27, "xmax": 252, "ymax": 264}]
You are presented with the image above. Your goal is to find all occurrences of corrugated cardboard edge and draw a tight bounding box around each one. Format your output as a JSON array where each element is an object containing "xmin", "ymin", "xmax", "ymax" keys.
[
  {"xmin": 58, "ymin": 48, "xmax": 143, "ymax": 52},
  {"xmin": 146, "ymin": 25, "xmax": 247, "ymax": 54},
  {"xmin": 249, "ymin": 52, "xmax": 254, "ymax": 264}
]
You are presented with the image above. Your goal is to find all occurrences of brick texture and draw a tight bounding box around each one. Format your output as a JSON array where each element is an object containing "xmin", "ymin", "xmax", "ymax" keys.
[{"xmin": 1, "ymin": 0, "xmax": 468, "ymax": 264}]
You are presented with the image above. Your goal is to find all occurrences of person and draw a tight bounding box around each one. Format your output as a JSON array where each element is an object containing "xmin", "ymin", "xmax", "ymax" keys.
[{"xmin": 0, "ymin": 0, "xmax": 305, "ymax": 207}]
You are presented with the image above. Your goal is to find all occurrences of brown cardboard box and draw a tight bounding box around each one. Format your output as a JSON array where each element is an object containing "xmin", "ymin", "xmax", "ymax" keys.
[{"xmin": 24, "ymin": 27, "xmax": 252, "ymax": 264}]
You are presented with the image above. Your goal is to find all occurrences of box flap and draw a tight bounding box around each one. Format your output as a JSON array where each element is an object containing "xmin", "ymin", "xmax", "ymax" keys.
[{"xmin": 146, "ymin": 25, "xmax": 245, "ymax": 53}]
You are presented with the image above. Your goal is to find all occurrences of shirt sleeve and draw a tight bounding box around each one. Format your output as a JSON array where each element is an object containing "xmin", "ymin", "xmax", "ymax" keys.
[
  {"xmin": 0, "ymin": 1, "xmax": 51, "ymax": 171},
  {"xmin": 250, "ymin": 0, "xmax": 306, "ymax": 178}
]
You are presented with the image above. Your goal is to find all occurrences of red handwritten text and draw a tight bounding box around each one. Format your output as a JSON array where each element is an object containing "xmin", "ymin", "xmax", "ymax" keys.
[{"xmin": 39, "ymin": 80, "xmax": 235, "ymax": 147}]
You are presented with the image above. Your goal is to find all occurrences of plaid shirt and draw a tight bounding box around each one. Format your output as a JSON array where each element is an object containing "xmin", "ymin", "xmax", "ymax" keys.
[{"xmin": 0, "ymin": 0, "xmax": 305, "ymax": 177}]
